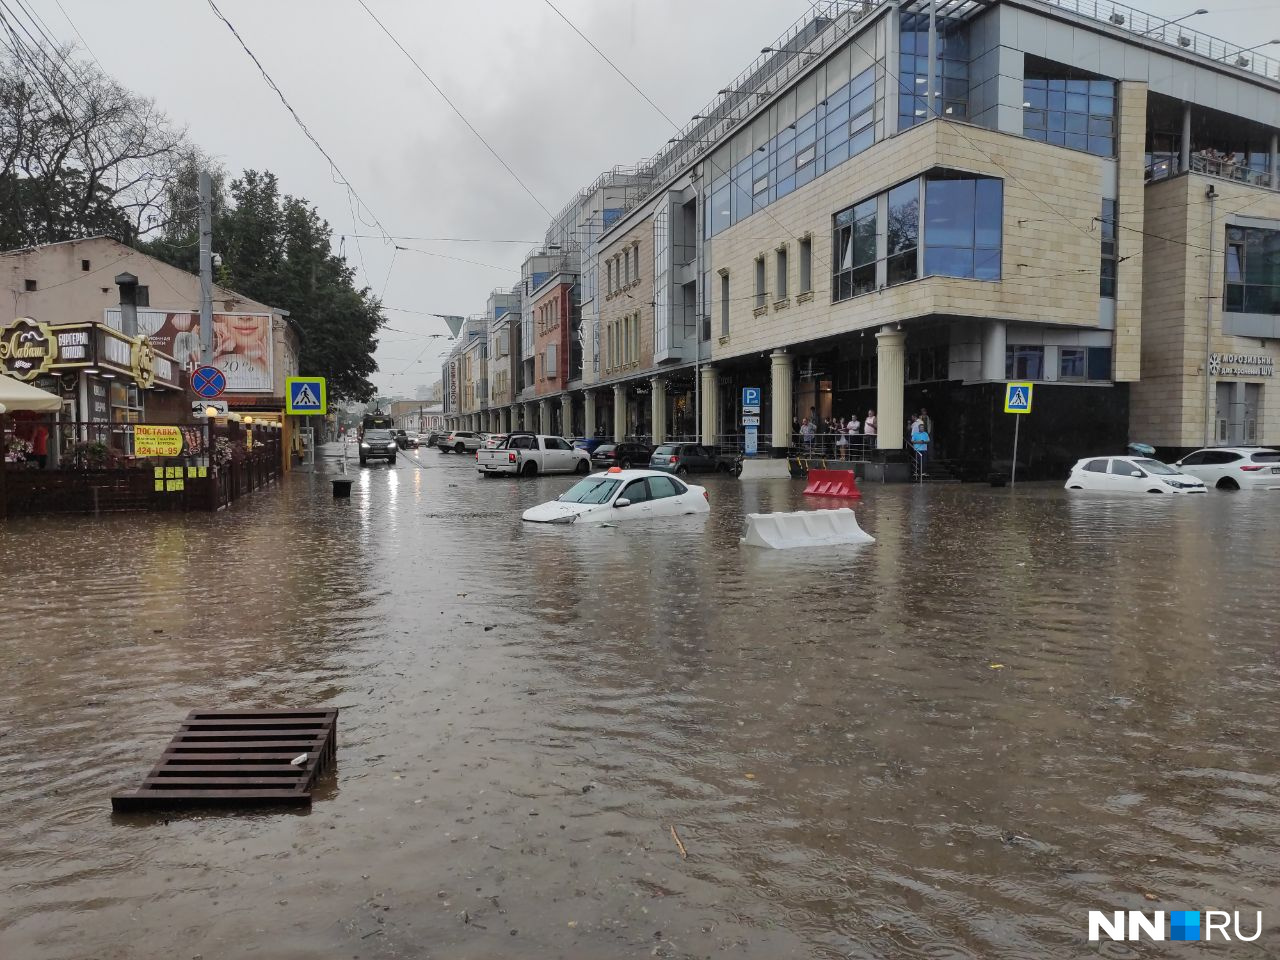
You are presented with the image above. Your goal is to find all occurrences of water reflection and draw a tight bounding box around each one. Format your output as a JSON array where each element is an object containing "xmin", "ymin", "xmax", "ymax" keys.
[{"xmin": 2, "ymin": 454, "xmax": 1278, "ymax": 960}]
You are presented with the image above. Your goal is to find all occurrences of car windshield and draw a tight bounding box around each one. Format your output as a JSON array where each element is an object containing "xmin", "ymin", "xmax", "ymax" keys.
[
  {"xmin": 365, "ymin": 430, "xmax": 393, "ymax": 440},
  {"xmin": 653, "ymin": 446, "xmax": 677, "ymax": 457},
  {"xmin": 558, "ymin": 477, "xmax": 621, "ymax": 504},
  {"xmin": 1133, "ymin": 458, "xmax": 1178, "ymax": 476}
]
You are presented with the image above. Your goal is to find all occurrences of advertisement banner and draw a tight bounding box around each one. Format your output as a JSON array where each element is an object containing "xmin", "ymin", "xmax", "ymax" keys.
[
  {"xmin": 107, "ymin": 309, "xmax": 274, "ymax": 393},
  {"xmin": 134, "ymin": 425, "xmax": 184, "ymax": 457}
]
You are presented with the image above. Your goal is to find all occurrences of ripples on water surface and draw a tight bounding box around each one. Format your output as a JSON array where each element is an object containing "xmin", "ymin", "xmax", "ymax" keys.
[{"xmin": 2, "ymin": 449, "xmax": 1279, "ymax": 959}]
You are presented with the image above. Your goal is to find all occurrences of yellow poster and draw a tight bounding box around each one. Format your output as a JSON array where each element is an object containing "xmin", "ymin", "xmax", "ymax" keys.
[
  {"xmin": 154, "ymin": 467, "xmax": 164, "ymax": 479},
  {"xmin": 154, "ymin": 479, "xmax": 164, "ymax": 492},
  {"xmin": 135, "ymin": 425, "xmax": 184, "ymax": 458},
  {"xmin": 197, "ymin": 466, "xmax": 208, "ymax": 478}
]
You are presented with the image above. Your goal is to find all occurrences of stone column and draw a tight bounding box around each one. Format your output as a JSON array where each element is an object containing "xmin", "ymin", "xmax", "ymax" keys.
[
  {"xmin": 613, "ymin": 384, "xmax": 627, "ymax": 442},
  {"xmin": 560, "ymin": 394, "xmax": 573, "ymax": 438},
  {"xmin": 700, "ymin": 364, "xmax": 718, "ymax": 446},
  {"xmin": 650, "ymin": 378, "xmax": 667, "ymax": 445},
  {"xmin": 1181, "ymin": 103, "xmax": 1192, "ymax": 173},
  {"xmin": 1272, "ymin": 133, "xmax": 1279, "ymax": 190},
  {"xmin": 769, "ymin": 349, "xmax": 793, "ymax": 454},
  {"xmin": 525, "ymin": 401, "xmax": 537, "ymax": 433},
  {"xmin": 583, "ymin": 391, "xmax": 597, "ymax": 438},
  {"xmin": 538, "ymin": 399, "xmax": 551, "ymax": 435},
  {"xmin": 875, "ymin": 326, "xmax": 906, "ymax": 452}
]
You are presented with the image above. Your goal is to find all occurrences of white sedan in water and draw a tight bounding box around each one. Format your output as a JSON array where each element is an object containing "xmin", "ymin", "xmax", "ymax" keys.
[
  {"xmin": 522, "ymin": 468, "xmax": 710, "ymax": 524},
  {"xmin": 1064, "ymin": 455, "xmax": 1207, "ymax": 494}
]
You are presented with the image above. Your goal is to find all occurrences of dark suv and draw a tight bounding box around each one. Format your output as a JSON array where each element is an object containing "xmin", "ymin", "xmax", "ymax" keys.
[
  {"xmin": 360, "ymin": 429, "xmax": 399, "ymax": 466},
  {"xmin": 649, "ymin": 443, "xmax": 742, "ymax": 475},
  {"xmin": 591, "ymin": 442, "xmax": 653, "ymax": 469}
]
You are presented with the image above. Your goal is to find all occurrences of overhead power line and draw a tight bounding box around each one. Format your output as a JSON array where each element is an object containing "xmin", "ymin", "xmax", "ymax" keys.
[
  {"xmin": 353, "ymin": 0, "xmax": 552, "ymax": 218},
  {"xmin": 204, "ymin": 0, "xmax": 395, "ymax": 252}
]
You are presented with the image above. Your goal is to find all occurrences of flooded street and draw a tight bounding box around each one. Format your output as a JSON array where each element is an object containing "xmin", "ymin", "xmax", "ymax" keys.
[{"xmin": 3, "ymin": 446, "xmax": 1279, "ymax": 959}]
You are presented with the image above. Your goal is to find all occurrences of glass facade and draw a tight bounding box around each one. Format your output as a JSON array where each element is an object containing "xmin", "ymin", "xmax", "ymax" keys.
[
  {"xmin": 1023, "ymin": 74, "xmax": 1116, "ymax": 157},
  {"xmin": 1225, "ymin": 225, "xmax": 1280, "ymax": 314},
  {"xmin": 1008, "ymin": 345, "xmax": 1112, "ymax": 381},
  {"xmin": 923, "ymin": 176, "xmax": 1002, "ymax": 280},
  {"xmin": 832, "ymin": 198, "xmax": 877, "ymax": 301},
  {"xmin": 898, "ymin": 12, "xmax": 969, "ymax": 130},
  {"xmin": 707, "ymin": 66, "xmax": 877, "ymax": 239},
  {"xmin": 1100, "ymin": 199, "xmax": 1117, "ymax": 298},
  {"xmin": 887, "ymin": 181, "xmax": 920, "ymax": 286}
]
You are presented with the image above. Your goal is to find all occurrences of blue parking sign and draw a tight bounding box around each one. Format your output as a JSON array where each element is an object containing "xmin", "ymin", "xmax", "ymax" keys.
[{"xmin": 742, "ymin": 386, "xmax": 761, "ymax": 413}]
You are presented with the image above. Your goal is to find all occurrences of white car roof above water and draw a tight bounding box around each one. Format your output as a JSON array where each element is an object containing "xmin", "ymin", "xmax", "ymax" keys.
[{"xmin": 592, "ymin": 468, "xmax": 694, "ymax": 482}]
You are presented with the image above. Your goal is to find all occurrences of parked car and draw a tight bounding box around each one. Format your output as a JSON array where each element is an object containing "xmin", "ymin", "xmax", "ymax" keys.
[
  {"xmin": 424, "ymin": 431, "xmax": 441, "ymax": 448},
  {"xmin": 649, "ymin": 442, "xmax": 743, "ymax": 476},
  {"xmin": 591, "ymin": 442, "xmax": 654, "ymax": 470},
  {"xmin": 476, "ymin": 432, "xmax": 591, "ymax": 477},
  {"xmin": 522, "ymin": 468, "xmax": 710, "ymax": 524},
  {"xmin": 1173, "ymin": 446, "xmax": 1280, "ymax": 491},
  {"xmin": 438, "ymin": 431, "xmax": 482, "ymax": 453},
  {"xmin": 1065, "ymin": 456, "xmax": 1206, "ymax": 494},
  {"xmin": 359, "ymin": 429, "xmax": 399, "ymax": 466},
  {"xmin": 394, "ymin": 429, "xmax": 417, "ymax": 449},
  {"xmin": 481, "ymin": 433, "xmax": 509, "ymax": 449},
  {"xmin": 573, "ymin": 437, "xmax": 608, "ymax": 455}
]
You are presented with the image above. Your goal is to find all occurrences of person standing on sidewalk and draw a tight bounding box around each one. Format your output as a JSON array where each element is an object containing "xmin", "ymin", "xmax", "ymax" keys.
[
  {"xmin": 911, "ymin": 421, "xmax": 930, "ymax": 476},
  {"xmin": 864, "ymin": 410, "xmax": 877, "ymax": 437}
]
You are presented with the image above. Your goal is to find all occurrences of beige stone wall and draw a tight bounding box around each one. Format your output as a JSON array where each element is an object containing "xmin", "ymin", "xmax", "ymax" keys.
[
  {"xmin": 1113, "ymin": 81, "xmax": 1147, "ymax": 383},
  {"xmin": 1130, "ymin": 174, "xmax": 1280, "ymax": 447},
  {"xmin": 708, "ymin": 121, "xmax": 1110, "ymax": 362},
  {"xmin": 598, "ymin": 214, "xmax": 654, "ymax": 378}
]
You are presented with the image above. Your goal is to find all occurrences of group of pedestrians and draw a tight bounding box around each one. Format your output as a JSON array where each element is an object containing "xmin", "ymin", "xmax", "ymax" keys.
[{"xmin": 795, "ymin": 407, "xmax": 878, "ymax": 459}]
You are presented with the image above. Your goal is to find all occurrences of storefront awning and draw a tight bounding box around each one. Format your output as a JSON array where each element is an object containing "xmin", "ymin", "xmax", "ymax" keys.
[{"xmin": 0, "ymin": 373, "xmax": 61, "ymax": 412}]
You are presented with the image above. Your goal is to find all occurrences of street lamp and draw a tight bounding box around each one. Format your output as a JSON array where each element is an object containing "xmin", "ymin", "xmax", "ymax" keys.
[
  {"xmin": 1139, "ymin": 8, "xmax": 1207, "ymax": 35},
  {"xmin": 1216, "ymin": 39, "xmax": 1280, "ymax": 64}
]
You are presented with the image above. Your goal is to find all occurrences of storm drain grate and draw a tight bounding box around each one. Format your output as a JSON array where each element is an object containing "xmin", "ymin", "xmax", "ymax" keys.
[{"xmin": 111, "ymin": 708, "xmax": 338, "ymax": 812}]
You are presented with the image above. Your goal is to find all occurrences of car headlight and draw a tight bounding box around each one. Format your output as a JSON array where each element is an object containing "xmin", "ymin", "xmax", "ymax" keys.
[
  {"xmin": 360, "ymin": 442, "xmax": 370, "ymax": 448},
  {"xmin": 547, "ymin": 515, "xmax": 577, "ymax": 524}
]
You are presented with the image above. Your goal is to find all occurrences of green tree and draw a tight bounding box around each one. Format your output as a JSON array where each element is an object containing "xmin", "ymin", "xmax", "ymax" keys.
[{"xmin": 147, "ymin": 168, "xmax": 383, "ymax": 402}]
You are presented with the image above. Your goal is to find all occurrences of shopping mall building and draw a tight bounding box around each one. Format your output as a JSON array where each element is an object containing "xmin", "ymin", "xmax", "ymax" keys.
[{"xmin": 446, "ymin": 0, "xmax": 1280, "ymax": 477}]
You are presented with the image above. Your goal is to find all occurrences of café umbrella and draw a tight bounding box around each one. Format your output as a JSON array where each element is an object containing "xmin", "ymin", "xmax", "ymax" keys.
[{"xmin": 0, "ymin": 374, "xmax": 61, "ymax": 412}]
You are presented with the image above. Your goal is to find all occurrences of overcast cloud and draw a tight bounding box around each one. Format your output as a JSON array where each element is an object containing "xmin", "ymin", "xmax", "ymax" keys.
[{"xmin": 48, "ymin": 0, "xmax": 1280, "ymax": 397}]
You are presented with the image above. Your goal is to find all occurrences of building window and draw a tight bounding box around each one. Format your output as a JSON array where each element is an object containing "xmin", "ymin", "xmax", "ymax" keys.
[
  {"xmin": 833, "ymin": 198, "xmax": 877, "ymax": 301},
  {"xmin": 923, "ymin": 175, "xmax": 1003, "ymax": 280},
  {"xmin": 1023, "ymin": 73, "xmax": 1116, "ymax": 157},
  {"xmin": 755, "ymin": 257, "xmax": 766, "ymax": 309},
  {"xmin": 631, "ymin": 311, "xmax": 641, "ymax": 362},
  {"xmin": 1005, "ymin": 345, "xmax": 1044, "ymax": 379},
  {"xmin": 136, "ymin": 285, "xmax": 150, "ymax": 307},
  {"xmin": 606, "ymin": 260, "xmax": 614, "ymax": 295},
  {"xmin": 1100, "ymin": 199, "xmax": 1118, "ymax": 298},
  {"xmin": 1060, "ymin": 347, "xmax": 1086, "ymax": 379},
  {"xmin": 546, "ymin": 342, "xmax": 557, "ymax": 378},
  {"xmin": 1088, "ymin": 346, "xmax": 1112, "ymax": 380},
  {"xmin": 80, "ymin": 259, "xmax": 90, "ymax": 271},
  {"xmin": 23, "ymin": 279, "xmax": 36, "ymax": 291},
  {"xmin": 1225, "ymin": 225, "xmax": 1280, "ymax": 314},
  {"xmin": 720, "ymin": 271, "xmax": 730, "ymax": 336},
  {"xmin": 776, "ymin": 247, "xmax": 788, "ymax": 300},
  {"xmin": 887, "ymin": 180, "xmax": 920, "ymax": 286},
  {"xmin": 799, "ymin": 237, "xmax": 812, "ymax": 294},
  {"xmin": 899, "ymin": 11, "xmax": 969, "ymax": 130}
]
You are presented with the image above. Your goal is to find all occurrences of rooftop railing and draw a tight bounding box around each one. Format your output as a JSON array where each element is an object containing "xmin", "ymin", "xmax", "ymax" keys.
[{"xmin": 1040, "ymin": 0, "xmax": 1280, "ymax": 83}]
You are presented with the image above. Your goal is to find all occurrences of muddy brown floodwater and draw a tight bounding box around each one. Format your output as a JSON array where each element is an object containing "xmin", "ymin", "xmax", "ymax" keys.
[{"xmin": 2, "ymin": 445, "xmax": 1279, "ymax": 959}]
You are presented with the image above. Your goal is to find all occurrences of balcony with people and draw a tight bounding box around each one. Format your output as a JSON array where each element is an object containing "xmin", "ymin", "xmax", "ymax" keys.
[{"xmin": 1145, "ymin": 93, "xmax": 1279, "ymax": 190}]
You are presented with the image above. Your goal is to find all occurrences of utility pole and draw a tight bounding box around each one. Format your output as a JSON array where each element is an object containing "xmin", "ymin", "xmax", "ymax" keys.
[{"xmin": 199, "ymin": 170, "xmax": 214, "ymax": 365}]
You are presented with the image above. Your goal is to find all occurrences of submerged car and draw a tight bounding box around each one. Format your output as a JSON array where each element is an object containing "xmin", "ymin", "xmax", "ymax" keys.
[
  {"xmin": 1173, "ymin": 446, "xmax": 1280, "ymax": 491},
  {"xmin": 522, "ymin": 468, "xmax": 710, "ymax": 524},
  {"xmin": 1065, "ymin": 456, "xmax": 1206, "ymax": 494}
]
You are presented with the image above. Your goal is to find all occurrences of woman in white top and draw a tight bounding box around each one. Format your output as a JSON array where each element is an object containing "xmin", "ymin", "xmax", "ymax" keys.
[{"xmin": 864, "ymin": 410, "xmax": 877, "ymax": 436}]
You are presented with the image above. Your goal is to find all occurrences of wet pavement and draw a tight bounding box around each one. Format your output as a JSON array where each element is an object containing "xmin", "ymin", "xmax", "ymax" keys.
[{"xmin": 2, "ymin": 442, "xmax": 1279, "ymax": 959}]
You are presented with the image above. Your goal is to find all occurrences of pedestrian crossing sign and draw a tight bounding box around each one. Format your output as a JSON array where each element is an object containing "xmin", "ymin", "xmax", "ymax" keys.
[
  {"xmin": 286, "ymin": 376, "xmax": 327, "ymax": 415},
  {"xmin": 1003, "ymin": 381, "xmax": 1033, "ymax": 414}
]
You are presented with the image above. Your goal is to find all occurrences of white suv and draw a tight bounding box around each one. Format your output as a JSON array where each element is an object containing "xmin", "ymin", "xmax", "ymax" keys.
[
  {"xmin": 438, "ymin": 431, "xmax": 482, "ymax": 454},
  {"xmin": 1174, "ymin": 447, "xmax": 1280, "ymax": 491}
]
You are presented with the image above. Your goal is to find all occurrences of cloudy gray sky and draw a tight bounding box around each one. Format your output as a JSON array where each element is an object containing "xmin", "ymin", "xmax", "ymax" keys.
[{"xmin": 46, "ymin": 0, "xmax": 1280, "ymax": 397}]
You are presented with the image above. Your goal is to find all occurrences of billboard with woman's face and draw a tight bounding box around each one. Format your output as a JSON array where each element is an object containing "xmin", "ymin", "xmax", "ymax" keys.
[{"xmin": 107, "ymin": 309, "xmax": 274, "ymax": 392}]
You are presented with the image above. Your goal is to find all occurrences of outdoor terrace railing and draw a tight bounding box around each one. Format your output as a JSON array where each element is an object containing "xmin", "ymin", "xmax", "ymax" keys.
[{"xmin": 1147, "ymin": 153, "xmax": 1275, "ymax": 188}]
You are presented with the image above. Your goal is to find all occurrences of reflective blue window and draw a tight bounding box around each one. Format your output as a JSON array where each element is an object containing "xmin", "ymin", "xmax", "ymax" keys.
[
  {"xmin": 923, "ymin": 175, "xmax": 1002, "ymax": 280},
  {"xmin": 1023, "ymin": 71, "xmax": 1116, "ymax": 156},
  {"xmin": 887, "ymin": 180, "xmax": 920, "ymax": 285},
  {"xmin": 899, "ymin": 12, "xmax": 969, "ymax": 129}
]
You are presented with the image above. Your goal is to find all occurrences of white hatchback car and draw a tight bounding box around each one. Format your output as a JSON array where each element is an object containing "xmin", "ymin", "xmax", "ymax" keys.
[
  {"xmin": 1172, "ymin": 447, "xmax": 1280, "ymax": 491},
  {"xmin": 522, "ymin": 468, "xmax": 710, "ymax": 524},
  {"xmin": 1065, "ymin": 456, "xmax": 1207, "ymax": 494}
]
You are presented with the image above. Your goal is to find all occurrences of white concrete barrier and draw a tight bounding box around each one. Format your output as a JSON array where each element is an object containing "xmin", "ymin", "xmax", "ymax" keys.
[
  {"xmin": 739, "ymin": 458, "xmax": 792, "ymax": 480},
  {"xmin": 741, "ymin": 507, "xmax": 875, "ymax": 549}
]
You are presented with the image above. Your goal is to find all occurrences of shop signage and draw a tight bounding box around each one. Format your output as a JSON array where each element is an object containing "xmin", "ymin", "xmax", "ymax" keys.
[
  {"xmin": 56, "ymin": 328, "xmax": 91, "ymax": 361},
  {"xmin": 0, "ymin": 317, "xmax": 55, "ymax": 380},
  {"xmin": 90, "ymin": 380, "xmax": 109, "ymax": 420},
  {"xmin": 1210, "ymin": 353, "xmax": 1274, "ymax": 377},
  {"xmin": 134, "ymin": 424, "xmax": 184, "ymax": 457}
]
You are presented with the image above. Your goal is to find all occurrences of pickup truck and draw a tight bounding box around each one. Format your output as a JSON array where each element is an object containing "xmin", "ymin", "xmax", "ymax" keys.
[{"xmin": 476, "ymin": 433, "xmax": 592, "ymax": 477}]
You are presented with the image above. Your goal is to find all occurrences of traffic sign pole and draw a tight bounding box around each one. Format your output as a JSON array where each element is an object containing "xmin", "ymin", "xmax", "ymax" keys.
[{"xmin": 1011, "ymin": 414, "xmax": 1020, "ymax": 487}]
